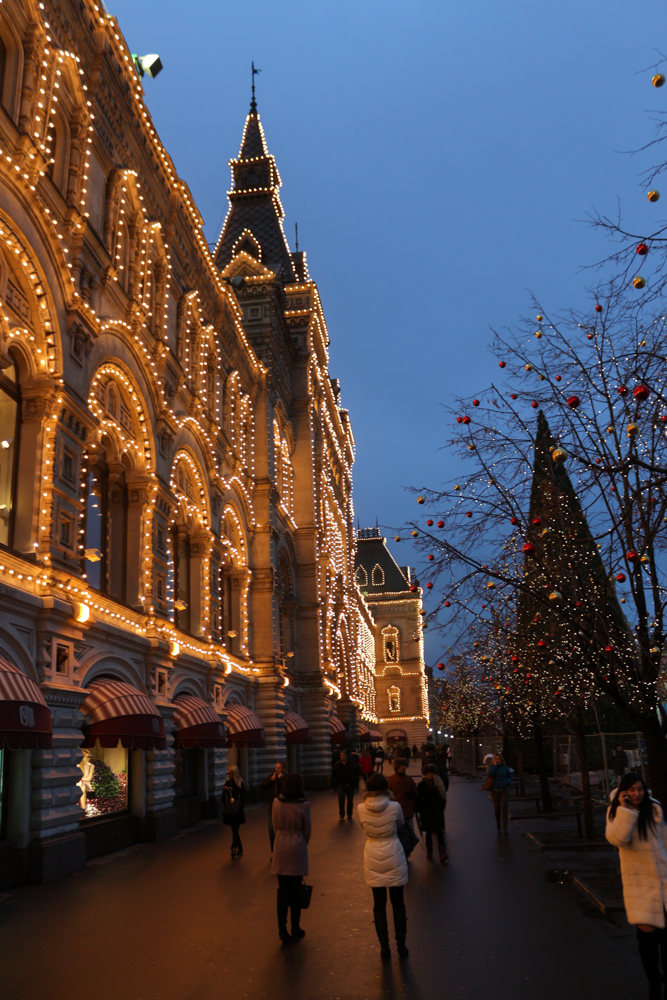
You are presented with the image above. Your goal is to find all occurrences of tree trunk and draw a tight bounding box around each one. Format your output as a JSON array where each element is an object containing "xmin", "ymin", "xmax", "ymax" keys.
[
  {"xmin": 638, "ymin": 714, "xmax": 667, "ymax": 811},
  {"xmin": 532, "ymin": 718, "xmax": 553, "ymax": 812},
  {"xmin": 573, "ymin": 707, "xmax": 595, "ymax": 839},
  {"xmin": 515, "ymin": 737, "xmax": 526, "ymax": 797}
]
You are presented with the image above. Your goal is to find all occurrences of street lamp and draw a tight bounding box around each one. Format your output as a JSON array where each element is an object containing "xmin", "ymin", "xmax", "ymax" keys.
[{"xmin": 132, "ymin": 53, "xmax": 163, "ymax": 79}]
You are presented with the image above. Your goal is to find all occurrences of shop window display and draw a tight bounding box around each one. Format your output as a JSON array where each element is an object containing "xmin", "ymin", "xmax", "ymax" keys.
[
  {"xmin": 0, "ymin": 364, "xmax": 19, "ymax": 547},
  {"xmin": 78, "ymin": 743, "xmax": 128, "ymax": 819}
]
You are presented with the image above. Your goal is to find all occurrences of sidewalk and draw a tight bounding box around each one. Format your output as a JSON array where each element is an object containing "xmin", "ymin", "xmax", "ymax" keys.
[{"xmin": 0, "ymin": 772, "xmax": 640, "ymax": 1000}]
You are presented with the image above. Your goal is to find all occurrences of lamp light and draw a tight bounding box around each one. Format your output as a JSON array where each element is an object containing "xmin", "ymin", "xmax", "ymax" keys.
[
  {"xmin": 73, "ymin": 602, "xmax": 90, "ymax": 623},
  {"xmin": 132, "ymin": 53, "xmax": 163, "ymax": 79},
  {"xmin": 169, "ymin": 640, "xmax": 180, "ymax": 657}
]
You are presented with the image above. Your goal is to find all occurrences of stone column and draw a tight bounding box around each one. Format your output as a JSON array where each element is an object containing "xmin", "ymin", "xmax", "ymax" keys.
[
  {"xmin": 298, "ymin": 675, "xmax": 334, "ymax": 790},
  {"xmin": 249, "ymin": 670, "xmax": 286, "ymax": 792},
  {"xmin": 28, "ymin": 687, "xmax": 87, "ymax": 882},
  {"xmin": 144, "ymin": 708, "xmax": 177, "ymax": 841}
]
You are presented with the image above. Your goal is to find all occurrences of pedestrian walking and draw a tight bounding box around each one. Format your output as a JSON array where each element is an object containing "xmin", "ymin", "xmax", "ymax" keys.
[
  {"xmin": 416, "ymin": 764, "xmax": 448, "ymax": 862},
  {"xmin": 606, "ymin": 773, "xmax": 667, "ymax": 1000},
  {"xmin": 611, "ymin": 745, "xmax": 629, "ymax": 781},
  {"xmin": 360, "ymin": 748, "xmax": 374, "ymax": 785},
  {"xmin": 374, "ymin": 745, "xmax": 385, "ymax": 773},
  {"xmin": 222, "ymin": 765, "xmax": 245, "ymax": 858},
  {"xmin": 487, "ymin": 752, "xmax": 512, "ymax": 834},
  {"xmin": 411, "ymin": 744, "xmax": 419, "ymax": 760},
  {"xmin": 271, "ymin": 772, "xmax": 311, "ymax": 944},
  {"xmin": 331, "ymin": 750, "xmax": 358, "ymax": 819},
  {"xmin": 387, "ymin": 757, "xmax": 417, "ymax": 836},
  {"xmin": 403, "ymin": 744, "xmax": 411, "ymax": 762},
  {"xmin": 357, "ymin": 773, "xmax": 409, "ymax": 959},
  {"xmin": 262, "ymin": 761, "xmax": 286, "ymax": 854}
]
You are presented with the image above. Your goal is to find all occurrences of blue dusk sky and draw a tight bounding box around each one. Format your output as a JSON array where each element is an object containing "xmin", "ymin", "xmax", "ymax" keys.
[{"xmin": 111, "ymin": 0, "xmax": 665, "ymax": 664}]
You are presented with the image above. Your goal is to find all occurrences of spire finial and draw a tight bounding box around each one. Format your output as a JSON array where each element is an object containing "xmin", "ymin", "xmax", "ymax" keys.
[
  {"xmin": 251, "ymin": 61, "xmax": 261, "ymax": 113},
  {"xmin": 295, "ymin": 222, "xmax": 299, "ymax": 252}
]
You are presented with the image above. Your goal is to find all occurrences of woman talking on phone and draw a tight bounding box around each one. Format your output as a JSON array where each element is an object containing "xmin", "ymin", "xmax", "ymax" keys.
[{"xmin": 605, "ymin": 772, "xmax": 667, "ymax": 1000}]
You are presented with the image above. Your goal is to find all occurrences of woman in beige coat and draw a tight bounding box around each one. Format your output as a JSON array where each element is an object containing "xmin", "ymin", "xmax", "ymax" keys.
[
  {"xmin": 605, "ymin": 772, "xmax": 667, "ymax": 999},
  {"xmin": 271, "ymin": 772, "xmax": 311, "ymax": 943},
  {"xmin": 357, "ymin": 772, "xmax": 409, "ymax": 959}
]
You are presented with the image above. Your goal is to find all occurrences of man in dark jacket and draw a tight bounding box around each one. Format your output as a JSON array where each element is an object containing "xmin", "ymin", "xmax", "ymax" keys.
[
  {"xmin": 387, "ymin": 758, "xmax": 417, "ymax": 834},
  {"xmin": 610, "ymin": 746, "xmax": 628, "ymax": 779},
  {"xmin": 331, "ymin": 751, "xmax": 358, "ymax": 819},
  {"xmin": 262, "ymin": 761, "xmax": 286, "ymax": 851}
]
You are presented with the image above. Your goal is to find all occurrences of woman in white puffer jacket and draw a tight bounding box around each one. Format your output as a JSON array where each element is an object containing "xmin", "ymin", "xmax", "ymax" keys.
[
  {"xmin": 357, "ymin": 772, "xmax": 409, "ymax": 960},
  {"xmin": 605, "ymin": 772, "xmax": 667, "ymax": 1000}
]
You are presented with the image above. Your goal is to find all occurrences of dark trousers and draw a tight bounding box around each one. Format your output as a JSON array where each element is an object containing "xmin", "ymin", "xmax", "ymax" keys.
[
  {"xmin": 492, "ymin": 789, "xmax": 508, "ymax": 830},
  {"xmin": 425, "ymin": 830, "xmax": 445, "ymax": 853},
  {"xmin": 372, "ymin": 885, "xmax": 407, "ymax": 943},
  {"xmin": 337, "ymin": 783, "xmax": 354, "ymax": 817},
  {"xmin": 268, "ymin": 813, "xmax": 275, "ymax": 851},
  {"xmin": 229, "ymin": 820, "xmax": 242, "ymax": 851},
  {"xmin": 277, "ymin": 874, "xmax": 302, "ymax": 931}
]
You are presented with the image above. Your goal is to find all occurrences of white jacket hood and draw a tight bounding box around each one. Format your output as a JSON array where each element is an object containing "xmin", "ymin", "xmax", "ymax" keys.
[{"xmin": 362, "ymin": 793, "xmax": 392, "ymax": 813}]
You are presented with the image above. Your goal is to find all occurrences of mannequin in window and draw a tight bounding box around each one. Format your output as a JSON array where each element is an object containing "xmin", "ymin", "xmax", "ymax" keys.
[
  {"xmin": 77, "ymin": 750, "xmax": 95, "ymax": 809},
  {"xmin": 386, "ymin": 640, "xmax": 396, "ymax": 662}
]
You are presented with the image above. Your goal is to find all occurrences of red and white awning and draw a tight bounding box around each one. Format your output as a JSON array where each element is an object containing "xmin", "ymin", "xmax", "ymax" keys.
[
  {"xmin": 80, "ymin": 679, "xmax": 166, "ymax": 750},
  {"xmin": 386, "ymin": 729, "xmax": 408, "ymax": 742},
  {"xmin": 329, "ymin": 715, "xmax": 346, "ymax": 744},
  {"xmin": 284, "ymin": 711, "xmax": 311, "ymax": 745},
  {"xmin": 225, "ymin": 704, "xmax": 265, "ymax": 748},
  {"xmin": 173, "ymin": 695, "xmax": 226, "ymax": 749},
  {"xmin": 0, "ymin": 658, "xmax": 52, "ymax": 750}
]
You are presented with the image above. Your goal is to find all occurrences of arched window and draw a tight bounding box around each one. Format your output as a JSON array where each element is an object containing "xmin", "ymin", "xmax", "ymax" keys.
[
  {"xmin": 355, "ymin": 565, "xmax": 368, "ymax": 588},
  {"xmin": 84, "ymin": 456, "xmax": 128, "ymax": 602},
  {"xmin": 171, "ymin": 525, "xmax": 191, "ymax": 632},
  {"xmin": 46, "ymin": 106, "xmax": 70, "ymax": 196},
  {"xmin": 382, "ymin": 625, "xmax": 400, "ymax": 663},
  {"xmin": 372, "ymin": 563, "xmax": 384, "ymax": 587},
  {"xmin": 388, "ymin": 686, "xmax": 401, "ymax": 713},
  {"xmin": 0, "ymin": 361, "xmax": 20, "ymax": 548},
  {"xmin": 0, "ymin": 38, "xmax": 7, "ymax": 109}
]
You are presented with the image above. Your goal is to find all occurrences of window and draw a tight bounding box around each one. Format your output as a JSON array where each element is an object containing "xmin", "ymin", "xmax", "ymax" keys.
[
  {"xmin": 382, "ymin": 626, "xmax": 400, "ymax": 663},
  {"xmin": 61, "ymin": 447, "xmax": 76, "ymax": 484},
  {"xmin": 372, "ymin": 563, "xmax": 384, "ymax": 587},
  {"xmin": 84, "ymin": 462, "xmax": 128, "ymax": 601},
  {"xmin": 54, "ymin": 643, "xmax": 70, "ymax": 676},
  {"xmin": 388, "ymin": 686, "xmax": 401, "ymax": 713},
  {"xmin": 0, "ymin": 364, "xmax": 19, "ymax": 548},
  {"xmin": 356, "ymin": 565, "xmax": 367, "ymax": 588},
  {"xmin": 59, "ymin": 511, "xmax": 74, "ymax": 549},
  {"xmin": 171, "ymin": 526, "xmax": 191, "ymax": 632},
  {"xmin": 0, "ymin": 38, "xmax": 7, "ymax": 111},
  {"xmin": 78, "ymin": 744, "xmax": 128, "ymax": 820}
]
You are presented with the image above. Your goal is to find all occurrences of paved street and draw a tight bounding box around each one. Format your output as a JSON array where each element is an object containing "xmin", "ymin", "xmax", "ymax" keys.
[{"xmin": 1, "ymin": 773, "xmax": 639, "ymax": 1000}]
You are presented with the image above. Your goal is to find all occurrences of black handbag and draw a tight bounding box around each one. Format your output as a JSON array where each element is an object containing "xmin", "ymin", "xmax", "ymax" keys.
[
  {"xmin": 300, "ymin": 880, "xmax": 313, "ymax": 909},
  {"xmin": 397, "ymin": 822, "xmax": 419, "ymax": 857}
]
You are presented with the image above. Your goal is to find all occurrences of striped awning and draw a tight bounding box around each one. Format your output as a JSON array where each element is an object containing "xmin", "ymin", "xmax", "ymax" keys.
[
  {"xmin": 329, "ymin": 715, "xmax": 346, "ymax": 744},
  {"xmin": 0, "ymin": 658, "xmax": 52, "ymax": 749},
  {"xmin": 173, "ymin": 695, "xmax": 226, "ymax": 749},
  {"xmin": 386, "ymin": 729, "xmax": 408, "ymax": 742},
  {"xmin": 284, "ymin": 711, "xmax": 311, "ymax": 745},
  {"xmin": 225, "ymin": 704, "xmax": 265, "ymax": 748},
  {"xmin": 369, "ymin": 729, "xmax": 383, "ymax": 742},
  {"xmin": 358, "ymin": 722, "xmax": 371, "ymax": 741},
  {"xmin": 80, "ymin": 679, "xmax": 166, "ymax": 750}
]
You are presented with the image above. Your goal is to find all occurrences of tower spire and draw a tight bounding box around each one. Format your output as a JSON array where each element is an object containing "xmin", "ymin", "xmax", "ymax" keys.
[{"xmin": 251, "ymin": 61, "xmax": 261, "ymax": 113}]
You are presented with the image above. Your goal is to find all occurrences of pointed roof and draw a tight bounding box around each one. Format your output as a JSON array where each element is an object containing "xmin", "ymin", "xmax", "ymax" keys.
[
  {"xmin": 355, "ymin": 529, "xmax": 413, "ymax": 596},
  {"xmin": 214, "ymin": 107, "xmax": 296, "ymax": 282}
]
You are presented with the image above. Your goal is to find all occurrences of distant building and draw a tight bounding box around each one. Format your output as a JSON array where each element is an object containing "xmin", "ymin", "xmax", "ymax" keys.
[{"xmin": 355, "ymin": 529, "xmax": 429, "ymax": 747}]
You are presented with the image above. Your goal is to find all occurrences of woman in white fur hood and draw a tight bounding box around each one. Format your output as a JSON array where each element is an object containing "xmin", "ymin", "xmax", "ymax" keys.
[
  {"xmin": 357, "ymin": 772, "xmax": 409, "ymax": 960},
  {"xmin": 605, "ymin": 772, "xmax": 667, "ymax": 1000}
]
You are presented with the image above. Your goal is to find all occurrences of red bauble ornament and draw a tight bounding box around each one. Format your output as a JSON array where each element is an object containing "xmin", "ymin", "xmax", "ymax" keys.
[
  {"xmin": 465, "ymin": 512, "xmax": 472, "ymax": 518},
  {"xmin": 472, "ymin": 399, "xmax": 480, "ymax": 407},
  {"xmin": 522, "ymin": 542, "xmax": 537, "ymax": 555},
  {"xmin": 462, "ymin": 415, "xmax": 471, "ymax": 424},
  {"xmin": 531, "ymin": 401, "xmax": 538, "ymax": 408},
  {"xmin": 499, "ymin": 361, "xmax": 506, "ymax": 368},
  {"xmin": 616, "ymin": 572, "xmax": 626, "ymax": 582},
  {"xmin": 587, "ymin": 333, "xmax": 593, "ymax": 340},
  {"xmin": 636, "ymin": 243, "xmax": 649, "ymax": 255},
  {"xmin": 537, "ymin": 640, "xmax": 546, "ymax": 648},
  {"xmin": 532, "ymin": 517, "xmax": 542, "ymax": 526},
  {"xmin": 426, "ymin": 519, "xmax": 433, "ymax": 526},
  {"xmin": 567, "ymin": 394, "xmax": 580, "ymax": 409},
  {"xmin": 426, "ymin": 582, "xmax": 433, "ymax": 589},
  {"xmin": 617, "ymin": 385, "xmax": 628, "ymax": 396},
  {"xmin": 605, "ymin": 645, "xmax": 614, "ymax": 654},
  {"xmin": 627, "ymin": 550, "xmax": 640, "ymax": 562},
  {"xmin": 437, "ymin": 662, "xmax": 444, "ymax": 669},
  {"xmin": 410, "ymin": 584, "xmax": 418, "ymax": 592},
  {"xmin": 511, "ymin": 655, "xmax": 519, "ymax": 662},
  {"xmin": 511, "ymin": 393, "xmax": 518, "ymax": 400},
  {"xmin": 634, "ymin": 384, "xmax": 650, "ymax": 401},
  {"xmin": 661, "ymin": 416, "xmax": 667, "ymax": 423},
  {"xmin": 456, "ymin": 416, "xmax": 462, "ymax": 423},
  {"xmin": 437, "ymin": 520, "xmax": 444, "ymax": 528},
  {"xmin": 510, "ymin": 516, "xmax": 518, "ymax": 525},
  {"xmin": 428, "ymin": 554, "xmax": 435, "ymax": 560},
  {"xmin": 595, "ymin": 304, "xmax": 603, "ymax": 313},
  {"xmin": 444, "ymin": 601, "xmax": 451, "ymax": 607},
  {"xmin": 555, "ymin": 375, "xmax": 562, "ymax": 381}
]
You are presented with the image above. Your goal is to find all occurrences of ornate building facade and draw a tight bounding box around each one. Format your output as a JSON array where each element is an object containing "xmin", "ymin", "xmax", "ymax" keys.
[
  {"xmin": 355, "ymin": 529, "xmax": 429, "ymax": 748},
  {"xmin": 0, "ymin": 0, "xmax": 381, "ymax": 887}
]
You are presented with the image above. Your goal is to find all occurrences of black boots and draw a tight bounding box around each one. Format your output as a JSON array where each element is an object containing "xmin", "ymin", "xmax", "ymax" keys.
[
  {"xmin": 637, "ymin": 928, "xmax": 663, "ymax": 1000},
  {"xmin": 277, "ymin": 888, "xmax": 291, "ymax": 943},
  {"xmin": 393, "ymin": 899, "xmax": 409, "ymax": 958},
  {"xmin": 373, "ymin": 907, "xmax": 391, "ymax": 959}
]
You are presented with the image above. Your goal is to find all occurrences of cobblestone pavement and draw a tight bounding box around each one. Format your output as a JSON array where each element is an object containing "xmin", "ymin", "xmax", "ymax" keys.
[{"xmin": 0, "ymin": 773, "xmax": 639, "ymax": 1000}]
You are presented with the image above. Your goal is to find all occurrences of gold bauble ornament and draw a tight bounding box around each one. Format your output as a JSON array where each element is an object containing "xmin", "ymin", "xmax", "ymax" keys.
[
  {"xmin": 411, "ymin": 530, "xmax": 418, "ymax": 537},
  {"xmin": 627, "ymin": 422, "xmax": 639, "ymax": 436},
  {"xmin": 536, "ymin": 314, "xmax": 543, "ymax": 321},
  {"xmin": 548, "ymin": 591, "xmax": 562, "ymax": 603},
  {"xmin": 652, "ymin": 74, "xmax": 665, "ymax": 87},
  {"xmin": 417, "ymin": 496, "xmax": 426, "ymax": 504},
  {"xmin": 552, "ymin": 448, "xmax": 567, "ymax": 463},
  {"xmin": 535, "ymin": 331, "xmax": 542, "ymax": 339},
  {"xmin": 525, "ymin": 363, "xmax": 533, "ymax": 371},
  {"xmin": 648, "ymin": 190, "xmax": 660, "ymax": 202},
  {"xmin": 633, "ymin": 275, "xmax": 646, "ymax": 289},
  {"xmin": 394, "ymin": 535, "xmax": 401, "ymax": 542}
]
